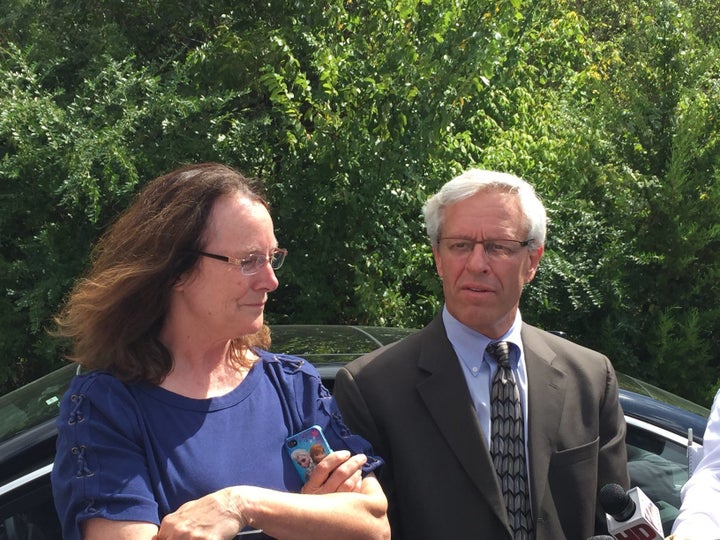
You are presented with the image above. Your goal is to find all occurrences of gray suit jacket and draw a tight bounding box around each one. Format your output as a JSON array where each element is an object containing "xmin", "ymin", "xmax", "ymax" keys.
[{"xmin": 334, "ymin": 315, "xmax": 629, "ymax": 540}]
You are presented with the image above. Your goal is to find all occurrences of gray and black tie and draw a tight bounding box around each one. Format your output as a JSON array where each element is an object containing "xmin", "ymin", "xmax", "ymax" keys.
[{"xmin": 487, "ymin": 340, "xmax": 533, "ymax": 539}]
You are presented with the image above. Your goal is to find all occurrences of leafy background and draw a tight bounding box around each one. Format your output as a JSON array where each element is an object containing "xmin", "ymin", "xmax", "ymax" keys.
[{"xmin": 1, "ymin": 0, "xmax": 719, "ymax": 406}]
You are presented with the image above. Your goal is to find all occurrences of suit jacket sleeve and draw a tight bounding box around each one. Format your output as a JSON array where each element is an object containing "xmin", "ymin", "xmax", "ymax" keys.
[
  {"xmin": 596, "ymin": 353, "xmax": 632, "ymax": 528},
  {"xmin": 334, "ymin": 359, "xmax": 401, "ymax": 531}
]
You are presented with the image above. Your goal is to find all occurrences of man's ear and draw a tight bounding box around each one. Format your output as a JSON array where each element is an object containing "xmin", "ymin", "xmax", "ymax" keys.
[
  {"xmin": 524, "ymin": 245, "xmax": 544, "ymax": 283},
  {"xmin": 432, "ymin": 244, "xmax": 444, "ymax": 279}
]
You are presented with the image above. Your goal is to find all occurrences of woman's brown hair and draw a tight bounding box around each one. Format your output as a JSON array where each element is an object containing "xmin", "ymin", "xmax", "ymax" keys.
[{"xmin": 54, "ymin": 163, "xmax": 272, "ymax": 383}]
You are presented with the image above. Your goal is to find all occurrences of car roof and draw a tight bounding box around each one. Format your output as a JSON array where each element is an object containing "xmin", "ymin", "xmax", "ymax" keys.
[
  {"xmin": 0, "ymin": 325, "xmax": 413, "ymax": 445},
  {"xmin": 619, "ymin": 387, "xmax": 708, "ymax": 443},
  {"xmin": 616, "ymin": 371, "xmax": 709, "ymax": 443},
  {"xmin": 268, "ymin": 324, "xmax": 416, "ymax": 361},
  {"xmin": 268, "ymin": 325, "xmax": 710, "ymax": 443},
  {"xmin": 0, "ymin": 324, "xmax": 709, "ymax": 455}
]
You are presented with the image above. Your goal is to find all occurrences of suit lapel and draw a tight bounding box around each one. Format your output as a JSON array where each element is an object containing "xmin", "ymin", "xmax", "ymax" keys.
[
  {"xmin": 522, "ymin": 325, "xmax": 567, "ymax": 514},
  {"xmin": 415, "ymin": 317, "xmax": 509, "ymax": 526}
]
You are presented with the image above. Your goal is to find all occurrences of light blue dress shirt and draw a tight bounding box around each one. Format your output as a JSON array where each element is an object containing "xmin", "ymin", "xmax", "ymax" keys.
[{"xmin": 442, "ymin": 306, "xmax": 530, "ymax": 450}]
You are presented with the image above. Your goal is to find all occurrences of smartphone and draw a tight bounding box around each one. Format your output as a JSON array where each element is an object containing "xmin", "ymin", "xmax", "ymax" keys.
[{"xmin": 285, "ymin": 425, "xmax": 333, "ymax": 483}]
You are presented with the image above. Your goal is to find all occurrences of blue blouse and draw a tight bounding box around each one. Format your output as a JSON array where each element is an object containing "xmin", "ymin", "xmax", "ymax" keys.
[{"xmin": 51, "ymin": 350, "xmax": 382, "ymax": 540}]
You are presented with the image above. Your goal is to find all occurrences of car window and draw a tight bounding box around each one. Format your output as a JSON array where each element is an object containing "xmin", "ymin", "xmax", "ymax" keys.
[
  {"xmin": 625, "ymin": 419, "xmax": 690, "ymax": 536},
  {"xmin": 618, "ymin": 373, "xmax": 710, "ymax": 418},
  {"xmin": 0, "ymin": 365, "xmax": 75, "ymax": 445}
]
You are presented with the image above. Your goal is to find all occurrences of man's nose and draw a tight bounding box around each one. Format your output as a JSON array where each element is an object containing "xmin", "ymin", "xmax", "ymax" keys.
[{"xmin": 465, "ymin": 243, "xmax": 491, "ymax": 270}]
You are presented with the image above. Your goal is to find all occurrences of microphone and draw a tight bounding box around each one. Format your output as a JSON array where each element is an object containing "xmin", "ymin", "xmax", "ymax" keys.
[
  {"xmin": 598, "ymin": 483, "xmax": 664, "ymax": 540},
  {"xmin": 587, "ymin": 536, "xmax": 615, "ymax": 540}
]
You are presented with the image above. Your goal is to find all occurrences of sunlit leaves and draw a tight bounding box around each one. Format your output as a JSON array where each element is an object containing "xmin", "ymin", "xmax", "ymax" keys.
[{"xmin": 1, "ymin": 0, "xmax": 720, "ymax": 403}]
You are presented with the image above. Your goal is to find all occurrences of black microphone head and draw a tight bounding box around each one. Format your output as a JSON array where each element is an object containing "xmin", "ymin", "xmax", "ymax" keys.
[{"xmin": 599, "ymin": 483, "xmax": 635, "ymax": 521}]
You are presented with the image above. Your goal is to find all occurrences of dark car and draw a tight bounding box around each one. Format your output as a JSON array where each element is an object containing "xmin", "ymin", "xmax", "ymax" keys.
[{"xmin": 0, "ymin": 325, "xmax": 710, "ymax": 539}]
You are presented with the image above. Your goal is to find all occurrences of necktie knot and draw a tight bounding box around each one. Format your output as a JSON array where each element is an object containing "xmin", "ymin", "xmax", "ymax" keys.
[{"xmin": 486, "ymin": 340, "xmax": 511, "ymax": 368}]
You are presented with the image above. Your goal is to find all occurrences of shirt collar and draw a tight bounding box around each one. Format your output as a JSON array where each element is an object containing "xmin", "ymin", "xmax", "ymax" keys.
[{"xmin": 443, "ymin": 306, "xmax": 524, "ymax": 371}]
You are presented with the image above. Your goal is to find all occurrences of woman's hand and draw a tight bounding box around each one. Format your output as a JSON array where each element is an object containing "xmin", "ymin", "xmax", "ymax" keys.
[
  {"xmin": 156, "ymin": 487, "xmax": 248, "ymax": 539},
  {"xmin": 301, "ymin": 450, "xmax": 367, "ymax": 495},
  {"xmin": 150, "ymin": 453, "xmax": 375, "ymax": 538}
]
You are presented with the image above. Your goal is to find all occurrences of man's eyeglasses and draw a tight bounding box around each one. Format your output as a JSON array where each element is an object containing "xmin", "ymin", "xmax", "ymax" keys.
[
  {"xmin": 438, "ymin": 238, "xmax": 533, "ymax": 260},
  {"xmin": 194, "ymin": 248, "xmax": 288, "ymax": 275}
]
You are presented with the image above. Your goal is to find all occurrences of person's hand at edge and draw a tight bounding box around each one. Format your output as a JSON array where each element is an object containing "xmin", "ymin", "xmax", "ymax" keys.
[
  {"xmin": 301, "ymin": 450, "xmax": 366, "ymax": 495},
  {"xmin": 156, "ymin": 487, "xmax": 248, "ymax": 539}
]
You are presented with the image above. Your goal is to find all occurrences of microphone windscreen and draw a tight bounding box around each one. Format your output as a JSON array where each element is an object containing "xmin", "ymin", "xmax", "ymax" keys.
[{"xmin": 599, "ymin": 483, "xmax": 631, "ymax": 516}]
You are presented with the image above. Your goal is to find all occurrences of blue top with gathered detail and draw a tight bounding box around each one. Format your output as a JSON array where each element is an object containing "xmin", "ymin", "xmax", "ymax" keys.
[{"xmin": 51, "ymin": 350, "xmax": 382, "ymax": 540}]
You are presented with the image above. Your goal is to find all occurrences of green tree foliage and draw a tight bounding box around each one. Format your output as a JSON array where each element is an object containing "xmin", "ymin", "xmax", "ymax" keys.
[
  {"xmin": 1, "ymin": 0, "xmax": 719, "ymax": 405},
  {"xmin": 568, "ymin": 0, "xmax": 720, "ymax": 404}
]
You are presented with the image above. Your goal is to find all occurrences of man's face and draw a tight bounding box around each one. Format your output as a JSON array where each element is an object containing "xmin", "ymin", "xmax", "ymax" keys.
[{"xmin": 432, "ymin": 190, "xmax": 543, "ymax": 339}]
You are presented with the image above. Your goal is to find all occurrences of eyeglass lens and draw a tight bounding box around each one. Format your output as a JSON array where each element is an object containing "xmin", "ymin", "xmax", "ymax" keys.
[
  {"xmin": 439, "ymin": 239, "xmax": 529, "ymax": 259},
  {"xmin": 241, "ymin": 249, "xmax": 286, "ymax": 274}
]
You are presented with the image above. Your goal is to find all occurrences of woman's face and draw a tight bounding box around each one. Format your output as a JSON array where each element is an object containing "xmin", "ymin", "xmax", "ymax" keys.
[{"xmin": 170, "ymin": 193, "xmax": 280, "ymax": 342}]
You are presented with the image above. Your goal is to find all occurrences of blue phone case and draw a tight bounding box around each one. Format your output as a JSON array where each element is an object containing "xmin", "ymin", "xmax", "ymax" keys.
[{"xmin": 285, "ymin": 425, "xmax": 333, "ymax": 483}]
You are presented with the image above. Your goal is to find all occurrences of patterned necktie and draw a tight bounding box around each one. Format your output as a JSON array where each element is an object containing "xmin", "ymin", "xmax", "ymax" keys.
[{"xmin": 487, "ymin": 341, "xmax": 533, "ymax": 540}]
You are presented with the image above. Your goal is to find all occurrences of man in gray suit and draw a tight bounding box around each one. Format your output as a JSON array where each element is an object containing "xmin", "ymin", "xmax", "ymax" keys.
[{"xmin": 334, "ymin": 169, "xmax": 629, "ymax": 540}]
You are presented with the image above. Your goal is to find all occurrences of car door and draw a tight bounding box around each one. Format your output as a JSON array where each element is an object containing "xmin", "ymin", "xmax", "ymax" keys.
[{"xmin": 625, "ymin": 415, "xmax": 696, "ymax": 536}]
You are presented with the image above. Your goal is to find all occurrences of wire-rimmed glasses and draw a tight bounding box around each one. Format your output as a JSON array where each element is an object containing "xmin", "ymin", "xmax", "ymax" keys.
[
  {"xmin": 194, "ymin": 247, "xmax": 288, "ymax": 275},
  {"xmin": 437, "ymin": 238, "xmax": 533, "ymax": 260}
]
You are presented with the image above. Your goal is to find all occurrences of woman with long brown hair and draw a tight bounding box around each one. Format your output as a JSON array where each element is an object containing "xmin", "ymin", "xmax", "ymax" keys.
[{"xmin": 51, "ymin": 163, "xmax": 389, "ymax": 540}]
